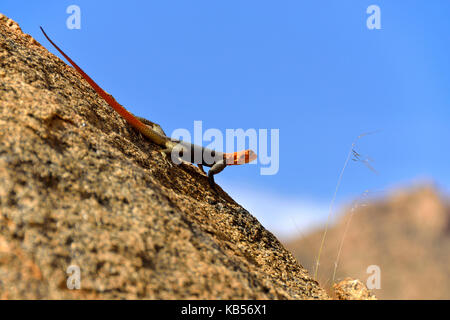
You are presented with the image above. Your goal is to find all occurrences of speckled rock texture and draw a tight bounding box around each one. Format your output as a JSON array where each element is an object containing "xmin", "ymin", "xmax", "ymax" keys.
[
  {"xmin": 0, "ymin": 14, "xmax": 329, "ymax": 299},
  {"xmin": 333, "ymin": 278, "xmax": 376, "ymax": 300}
]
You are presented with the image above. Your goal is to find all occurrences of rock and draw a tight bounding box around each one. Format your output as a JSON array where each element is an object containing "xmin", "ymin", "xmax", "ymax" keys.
[
  {"xmin": 286, "ymin": 185, "xmax": 450, "ymax": 299},
  {"xmin": 0, "ymin": 14, "xmax": 328, "ymax": 299},
  {"xmin": 333, "ymin": 278, "xmax": 376, "ymax": 300}
]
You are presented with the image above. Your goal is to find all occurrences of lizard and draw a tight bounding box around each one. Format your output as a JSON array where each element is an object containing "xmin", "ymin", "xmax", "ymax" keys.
[{"xmin": 39, "ymin": 27, "xmax": 257, "ymax": 188}]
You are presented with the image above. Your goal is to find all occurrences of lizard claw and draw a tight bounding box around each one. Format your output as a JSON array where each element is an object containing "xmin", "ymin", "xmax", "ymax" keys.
[
  {"xmin": 151, "ymin": 149, "xmax": 174, "ymax": 168},
  {"xmin": 198, "ymin": 164, "xmax": 206, "ymax": 175}
]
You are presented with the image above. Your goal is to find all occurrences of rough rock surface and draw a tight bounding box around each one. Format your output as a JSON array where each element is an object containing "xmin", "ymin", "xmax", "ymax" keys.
[
  {"xmin": 0, "ymin": 14, "xmax": 329, "ymax": 299},
  {"xmin": 287, "ymin": 185, "xmax": 450, "ymax": 299},
  {"xmin": 333, "ymin": 278, "xmax": 376, "ymax": 300}
]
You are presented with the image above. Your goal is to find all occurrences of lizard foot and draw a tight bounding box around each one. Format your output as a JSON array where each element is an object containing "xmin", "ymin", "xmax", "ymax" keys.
[
  {"xmin": 208, "ymin": 174, "xmax": 218, "ymax": 193},
  {"xmin": 150, "ymin": 149, "xmax": 175, "ymax": 168},
  {"xmin": 198, "ymin": 164, "xmax": 207, "ymax": 175}
]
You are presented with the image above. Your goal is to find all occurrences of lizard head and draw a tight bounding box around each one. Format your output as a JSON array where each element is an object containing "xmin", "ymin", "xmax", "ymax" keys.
[{"xmin": 225, "ymin": 149, "xmax": 257, "ymax": 165}]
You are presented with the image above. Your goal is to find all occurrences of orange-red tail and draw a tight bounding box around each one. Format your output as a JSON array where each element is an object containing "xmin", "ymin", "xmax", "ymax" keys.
[{"xmin": 39, "ymin": 27, "xmax": 164, "ymax": 143}]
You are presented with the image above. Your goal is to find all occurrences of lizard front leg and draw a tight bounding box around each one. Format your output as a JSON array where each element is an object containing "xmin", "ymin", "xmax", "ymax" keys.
[{"xmin": 207, "ymin": 160, "xmax": 227, "ymax": 188}]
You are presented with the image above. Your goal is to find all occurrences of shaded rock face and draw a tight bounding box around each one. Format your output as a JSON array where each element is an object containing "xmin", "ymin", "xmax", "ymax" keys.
[
  {"xmin": 0, "ymin": 14, "xmax": 328, "ymax": 299},
  {"xmin": 286, "ymin": 185, "xmax": 450, "ymax": 299}
]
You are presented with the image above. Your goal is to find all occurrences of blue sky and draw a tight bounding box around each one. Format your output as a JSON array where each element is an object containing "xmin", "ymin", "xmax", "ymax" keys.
[{"xmin": 3, "ymin": 1, "xmax": 449, "ymax": 238}]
